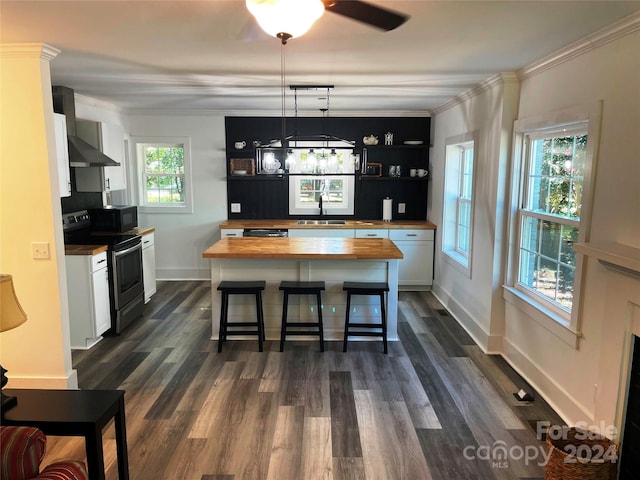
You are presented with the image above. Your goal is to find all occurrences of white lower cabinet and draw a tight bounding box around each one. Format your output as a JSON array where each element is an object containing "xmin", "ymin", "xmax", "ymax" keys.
[
  {"xmin": 142, "ymin": 232, "xmax": 156, "ymax": 303},
  {"xmin": 389, "ymin": 229, "xmax": 434, "ymax": 289},
  {"xmin": 221, "ymin": 228, "xmax": 243, "ymax": 238},
  {"xmin": 66, "ymin": 251, "xmax": 111, "ymax": 349}
]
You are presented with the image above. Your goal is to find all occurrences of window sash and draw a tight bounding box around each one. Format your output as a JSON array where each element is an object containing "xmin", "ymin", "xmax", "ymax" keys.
[{"xmin": 516, "ymin": 127, "xmax": 587, "ymax": 314}]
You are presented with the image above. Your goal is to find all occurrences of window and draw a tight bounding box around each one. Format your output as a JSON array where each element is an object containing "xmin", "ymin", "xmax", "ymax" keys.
[
  {"xmin": 132, "ymin": 137, "xmax": 192, "ymax": 213},
  {"xmin": 518, "ymin": 128, "xmax": 585, "ymax": 312},
  {"xmin": 287, "ymin": 142, "xmax": 355, "ymax": 215},
  {"xmin": 442, "ymin": 133, "xmax": 476, "ymax": 273},
  {"xmin": 506, "ymin": 102, "xmax": 600, "ymax": 339}
]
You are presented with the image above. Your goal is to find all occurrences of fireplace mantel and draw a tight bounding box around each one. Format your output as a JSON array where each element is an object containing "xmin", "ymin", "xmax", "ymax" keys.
[{"xmin": 574, "ymin": 242, "xmax": 640, "ymax": 279}]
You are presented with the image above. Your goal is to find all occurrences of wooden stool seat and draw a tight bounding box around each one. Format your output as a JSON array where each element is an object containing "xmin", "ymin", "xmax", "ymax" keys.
[
  {"xmin": 217, "ymin": 280, "xmax": 266, "ymax": 352},
  {"xmin": 343, "ymin": 281, "xmax": 390, "ymax": 354},
  {"xmin": 279, "ymin": 281, "xmax": 325, "ymax": 352}
]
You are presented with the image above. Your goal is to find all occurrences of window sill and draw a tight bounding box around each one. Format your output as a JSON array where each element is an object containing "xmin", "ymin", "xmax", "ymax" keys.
[
  {"xmin": 139, "ymin": 204, "xmax": 193, "ymax": 214},
  {"xmin": 442, "ymin": 249, "xmax": 471, "ymax": 277},
  {"xmin": 502, "ymin": 286, "xmax": 582, "ymax": 348}
]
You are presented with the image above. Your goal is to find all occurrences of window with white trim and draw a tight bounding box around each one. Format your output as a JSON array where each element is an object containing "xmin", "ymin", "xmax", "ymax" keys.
[
  {"xmin": 287, "ymin": 142, "xmax": 355, "ymax": 216},
  {"xmin": 517, "ymin": 127, "xmax": 586, "ymax": 312},
  {"xmin": 442, "ymin": 133, "xmax": 476, "ymax": 273},
  {"xmin": 132, "ymin": 137, "xmax": 193, "ymax": 213}
]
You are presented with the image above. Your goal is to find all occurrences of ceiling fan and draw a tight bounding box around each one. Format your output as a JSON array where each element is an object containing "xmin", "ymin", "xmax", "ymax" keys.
[
  {"xmin": 323, "ymin": 1, "xmax": 409, "ymax": 32},
  {"xmin": 246, "ymin": 0, "xmax": 409, "ymax": 43}
]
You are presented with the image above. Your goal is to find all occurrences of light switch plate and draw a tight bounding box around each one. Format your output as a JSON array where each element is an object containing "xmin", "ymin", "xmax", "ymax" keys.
[
  {"xmin": 398, "ymin": 203, "xmax": 406, "ymax": 214},
  {"xmin": 230, "ymin": 203, "xmax": 241, "ymax": 213},
  {"xmin": 32, "ymin": 242, "xmax": 50, "ymax": 259}
]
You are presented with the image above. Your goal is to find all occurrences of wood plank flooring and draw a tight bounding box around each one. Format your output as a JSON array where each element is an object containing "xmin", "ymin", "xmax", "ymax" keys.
[{"xmin": 41, "ymin": 281, "xmax": 563, "ymax": 479}]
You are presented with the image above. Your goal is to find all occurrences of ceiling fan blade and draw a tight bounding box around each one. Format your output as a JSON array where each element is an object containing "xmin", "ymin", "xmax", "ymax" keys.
[{"xmin": 323, "ymin": 1, "xmax": 409, "ymax": 31}]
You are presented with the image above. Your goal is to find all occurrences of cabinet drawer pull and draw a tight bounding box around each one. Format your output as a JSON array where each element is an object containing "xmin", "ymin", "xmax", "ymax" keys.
[
  {"xmin": 366, "ymin": 233, "xmax": 377, "ymax": 237},
  {"xmin": 406, "ymin": 234, "xmax": 417, "ymax": 237},
  {"xmin": 97, "ymin": 259, "xmax": 106, "ymax": 264},
  {"xmin": 226, "ymin": 233, "xmax": 238, "ymax": 237}
]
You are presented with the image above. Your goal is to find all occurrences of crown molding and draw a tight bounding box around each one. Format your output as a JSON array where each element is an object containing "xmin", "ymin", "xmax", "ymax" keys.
[
  {"xmin": 519, "ymin": 10, "xmax": 640, "ymax": 78},
  {"xmin": 431, "ymin": 72, "xmax": 518, "ymax": 116},
  {"xmin": 0, "ymin": 43, "xmax": 60, "ymax": 61},
  {"xmin": 126, "ymin": 108, "xmax": 432, "ymax": 117}
]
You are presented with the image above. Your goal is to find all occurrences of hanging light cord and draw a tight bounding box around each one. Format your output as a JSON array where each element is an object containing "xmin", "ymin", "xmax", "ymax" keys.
[{"xmin": 280, "ymin": 38, "xmax": 287, "ymax": 145}]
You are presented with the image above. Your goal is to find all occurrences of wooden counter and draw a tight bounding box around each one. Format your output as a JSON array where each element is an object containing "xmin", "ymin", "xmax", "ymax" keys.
[
  {"xmin": 203, "ymin": 237, "xmax": 403, "ymax": 343},
  {"xmin": 65, "ymin": 244, "xmax": 108, "ymax": 256},
  {"xmin": 219, "ymin": 219, "xmax": 436, "ymax": 230},
  {"xmin": 203, "ymin": 237, "xmax": 403, "ymax": 260}
]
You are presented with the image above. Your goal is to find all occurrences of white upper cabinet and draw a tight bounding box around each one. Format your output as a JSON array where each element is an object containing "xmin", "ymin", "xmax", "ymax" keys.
[
  {"xmin": 53, "ymin": 113, "xmax": 71, "ymax": 197},
  {"xmin": 75, "ymin": 119, "xmax": 127, "ymax": 192}
]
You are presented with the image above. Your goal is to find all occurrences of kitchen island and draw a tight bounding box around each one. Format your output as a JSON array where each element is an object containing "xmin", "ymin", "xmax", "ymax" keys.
[{"xmin": 203, "ymin": 237, "xmax": 403, "ymax": 343}]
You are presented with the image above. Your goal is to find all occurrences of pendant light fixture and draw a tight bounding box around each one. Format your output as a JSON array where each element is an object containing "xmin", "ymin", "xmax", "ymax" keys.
[{"xmin": 246, "ymin": 0, "xmax": 325, "ymax": 42}]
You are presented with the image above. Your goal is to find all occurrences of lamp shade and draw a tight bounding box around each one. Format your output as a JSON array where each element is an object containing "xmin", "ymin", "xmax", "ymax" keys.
[
  {"xmin": 0, "ymin": 274, "xmax": 27, "ymax": 332},
  {"xmin": 246, "ymin": 0, "xmax": 324, "ymax": 39}
]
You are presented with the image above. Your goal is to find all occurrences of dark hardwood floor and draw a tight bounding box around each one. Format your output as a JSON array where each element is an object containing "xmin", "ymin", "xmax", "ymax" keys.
[{"xmin": 43, "ymin": 281, "xmax": 563, "ymax": 479}]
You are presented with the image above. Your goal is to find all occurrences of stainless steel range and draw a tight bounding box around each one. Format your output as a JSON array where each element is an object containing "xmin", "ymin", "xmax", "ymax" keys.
[{"xmin": 63, "ymin": 210, "xmax": 145, "ymax": 333}]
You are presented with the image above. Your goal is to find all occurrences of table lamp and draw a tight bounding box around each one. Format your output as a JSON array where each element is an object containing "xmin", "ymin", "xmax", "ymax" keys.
[{"xmin": 1, "ymin": 274, "xmax": 28, "ymax": 409}]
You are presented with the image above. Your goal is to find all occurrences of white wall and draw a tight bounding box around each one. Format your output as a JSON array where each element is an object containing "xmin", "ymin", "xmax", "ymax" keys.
[
  {"xmin": 504, "ymin": 27, "xmax": 640, "ymax": 428},
  {"xmin": 127, "ymin": 114, "xmax": 228, "ymax": 280},
  {"xmin": 430, "ymin": 74, "xmax": 519, "ymax": 352},
  {"xmin": 432, "ymin": 18, "xmax": 640, "ymax": 430}
]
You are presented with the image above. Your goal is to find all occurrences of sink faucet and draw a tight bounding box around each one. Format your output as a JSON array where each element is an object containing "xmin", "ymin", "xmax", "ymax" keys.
[{"xmin": 319, "ymin": 195, "xmax": 324, "ymax": 217}]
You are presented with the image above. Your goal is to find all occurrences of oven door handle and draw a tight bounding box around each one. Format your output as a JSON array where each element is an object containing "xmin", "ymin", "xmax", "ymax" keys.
[{"xmin": 115, "ymin": 243, "xmax": 142, "ymax": 258}]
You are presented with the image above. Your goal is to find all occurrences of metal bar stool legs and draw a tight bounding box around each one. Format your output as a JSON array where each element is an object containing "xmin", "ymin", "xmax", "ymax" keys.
[
  {"xmin": 279, "ymin": 281, "xmax": 325, "ymax": 352},
  {"xmin": 343, "ymin": 281, "xmax": 390, "ymax": 354},
  {"xmin": 217, "ymin": 281, "xmax": 266, "ymax": 352}
]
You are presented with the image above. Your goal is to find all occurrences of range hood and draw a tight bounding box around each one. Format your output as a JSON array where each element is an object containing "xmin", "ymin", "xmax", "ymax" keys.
[{"xmin": 52, "ymin": 86, "xmax": 120, "ymax": 167}]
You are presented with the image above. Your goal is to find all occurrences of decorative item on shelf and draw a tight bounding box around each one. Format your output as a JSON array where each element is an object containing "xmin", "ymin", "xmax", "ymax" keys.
[
  {"xmin": 410, "ymin": 168, "xmax": 417, "ymax": 177},
  {"xmin": 252, "ymin": 140, "xmax": 261, "ymax": 148},
  {"xmin": 0, "ymin": 274, "xmax": 28, "ymax": 410},
  {"xmin": 394, "ymin": 165, "xmax": 401, "ymax": 177},
  {"xmin": 384, "ymin": 132, "xmax": 394, "ymax": 145},
  {"xmin": 365, "ymin": 162, "xmax": 382, "ymax": 176},
  {"xmin": 417, "ymin": 168, "xmax": 428, "ymax": 177},
  {"xmin": 403, "ymin": 140, "xmax": 424, "ymax": 145},
  {"xmin": 363, "ymin": 135, "xmax": 379, "ymax": 145},
  {"xmin": 234, "ymin": 140, "xmax": 246, "ymax": 150},
  {"xmin": 230, "ymin": 158, "xmax": 255, "ymax": 176}
]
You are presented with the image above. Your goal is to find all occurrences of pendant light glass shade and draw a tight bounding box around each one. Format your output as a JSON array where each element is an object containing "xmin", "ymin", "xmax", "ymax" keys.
[{"xmin": 246, "ymin": 0, "xmax": 325, "ymax": 39}]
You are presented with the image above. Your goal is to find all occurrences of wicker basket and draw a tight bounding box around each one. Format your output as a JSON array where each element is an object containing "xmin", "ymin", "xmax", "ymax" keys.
[
  {"xmin": 230, "ymin": 158, "xmax": 255, "ymax": 176},
  {"xmin": 545, "ymin": 427, "xmax": 618, "ymax": 480}
]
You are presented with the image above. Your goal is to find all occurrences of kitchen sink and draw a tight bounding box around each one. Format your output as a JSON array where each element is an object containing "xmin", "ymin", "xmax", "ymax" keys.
[{"xmin": 296, "ymin": 220, "xmax": 347, "ymax": 225}]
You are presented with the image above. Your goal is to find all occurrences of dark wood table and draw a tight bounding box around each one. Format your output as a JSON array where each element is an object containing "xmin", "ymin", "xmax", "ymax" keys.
[{"xmin": 1, "ymin": 388, "xmax": 129, "ymax": 480}]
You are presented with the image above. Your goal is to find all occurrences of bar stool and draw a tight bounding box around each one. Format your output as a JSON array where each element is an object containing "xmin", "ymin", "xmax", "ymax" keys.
[
  {"xmin": 279, "ymin": 281, "xmax": 325, "ymax": 352},
  {"xmin": 216, "ymin": 280, "xmax": 266, "ymax": 352},
  {"xmin": 342, "ymin": 281, "xmax": 389, "ymax": 354}
]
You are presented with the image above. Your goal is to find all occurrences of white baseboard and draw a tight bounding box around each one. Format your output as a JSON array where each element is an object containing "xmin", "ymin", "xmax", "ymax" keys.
[
  {"xmin": 7, "ymin": 370, "xmax": 78, "ymax": 390},
  {"xmin": 502, "ymin": 338, "xmax": 593, "ymax": 425},
  {"xmin": 431, "ymin": 284, "xmax": 502, "ymax": 353},
  {"xmin": 156, "ymin": 268, "xmax": 210, "ymax": 281}
]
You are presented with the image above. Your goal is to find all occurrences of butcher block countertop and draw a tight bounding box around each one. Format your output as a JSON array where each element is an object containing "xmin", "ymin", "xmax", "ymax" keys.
[
  {"xmin": 203, "ymin": 237, "xmax": 403, "ymax": 260},
  {"xmin": 124, "ymin": 226, "xmax": 155, "ymax": 236},
  {"xmin": 65, "ymin": 244, "xmax": 108, "ymax": 256},
  {"xmin": 220, "ymin": 219, "xmax": 437, "ymax": 230}
]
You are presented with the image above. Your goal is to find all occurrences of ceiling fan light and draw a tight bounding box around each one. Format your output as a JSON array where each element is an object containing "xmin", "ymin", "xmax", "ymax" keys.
[{"xmin": 246, "ymin": 0, "xmax": 325, "ymax": 39}]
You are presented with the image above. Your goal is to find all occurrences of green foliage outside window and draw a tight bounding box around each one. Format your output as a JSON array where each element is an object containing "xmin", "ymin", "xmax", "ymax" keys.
[
  {"xmin": 144, "ymin": 146, "xmax": 185, "ymax": 204},
  {"xmin": 519, "ymin": 133, "xmax": 586, "ymax": 310}
]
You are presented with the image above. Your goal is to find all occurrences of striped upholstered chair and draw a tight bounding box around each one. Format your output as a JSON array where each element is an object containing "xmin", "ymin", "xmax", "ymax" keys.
[{"xmin": 0, "ymin": 426, "xmax": 88, "ymax": 480}]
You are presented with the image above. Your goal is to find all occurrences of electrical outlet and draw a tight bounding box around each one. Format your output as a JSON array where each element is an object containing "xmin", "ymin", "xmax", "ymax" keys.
[
  {"xmin": 398, "ymin": 203, "xmax": 406, "ymax": 213},
  {"xmin": 32, "ymin": 242, "xmax": 50, "ymax": 259},
  {"xmin": 231, "ymin": 203, "xmax": 241, "ymax": 213}
]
